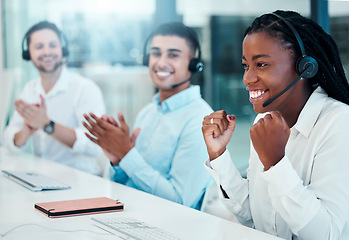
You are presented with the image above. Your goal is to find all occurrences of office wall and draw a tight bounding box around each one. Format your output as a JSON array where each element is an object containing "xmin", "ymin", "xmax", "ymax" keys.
[{"xmin": 1, "ymin": 0, "xmax": 348, "ymax": 173}]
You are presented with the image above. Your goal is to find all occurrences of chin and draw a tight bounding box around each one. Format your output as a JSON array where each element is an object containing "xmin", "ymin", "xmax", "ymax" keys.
[{"xmin": 253, "ymin": 105, "xmax": 268, "ymax": 114}]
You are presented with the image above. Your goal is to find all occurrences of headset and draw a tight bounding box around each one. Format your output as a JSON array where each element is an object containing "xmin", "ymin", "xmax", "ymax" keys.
[
  {"xmin": 22, "ymin": 21, "xmax": 69, "ymax": 61},
  {"xmin": 142, "ymin": 24, "xmax": 204, "ymax": 73},
  {"xmin": 262, "ymin": 13, "xmax": 319, "ymax": 107}
]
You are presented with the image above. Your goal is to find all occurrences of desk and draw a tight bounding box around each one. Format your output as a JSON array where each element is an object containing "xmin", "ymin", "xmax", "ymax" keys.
[{"xmin": 0, "ymin": 148, "xmax": 282, "ymax": 240}]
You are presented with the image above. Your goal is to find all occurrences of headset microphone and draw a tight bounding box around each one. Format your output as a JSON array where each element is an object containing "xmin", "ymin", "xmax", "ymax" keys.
[
  {"xmin": 171, "ymin": 79, "xmax": 191, "ymax": 88},
  {"xmin": 263, "ymin": 66, "xmax": 310, "ymax": 107}
]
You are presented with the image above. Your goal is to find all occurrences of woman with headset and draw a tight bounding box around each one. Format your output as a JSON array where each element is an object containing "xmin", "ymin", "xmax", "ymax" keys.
[{"xmin": 202, "ymin": 10, "xmax": 349, "ymax": 239}]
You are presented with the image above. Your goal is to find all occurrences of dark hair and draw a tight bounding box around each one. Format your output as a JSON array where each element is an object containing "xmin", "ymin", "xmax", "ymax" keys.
[
  {"xmin": 148, "ymin": 22, "xmax": 200, "ymax": 57},
  {"xmin": 25, "ymin": 21, "xmax": 62, "ymax": 47},
  {"xmin": 244, "ymin": 10, "xmax": 349, "ymax": 105}
]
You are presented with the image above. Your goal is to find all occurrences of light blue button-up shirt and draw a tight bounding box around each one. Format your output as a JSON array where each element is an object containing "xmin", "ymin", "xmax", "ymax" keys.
[{"xmin": 111, "ymin": 85, "xmax": 213, "ymax": 209}]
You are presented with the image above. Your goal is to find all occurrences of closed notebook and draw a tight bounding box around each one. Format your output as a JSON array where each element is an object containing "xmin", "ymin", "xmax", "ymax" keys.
[{"xmin": 35, "ymin": 197, "xmax": 124, "ymax": 218}]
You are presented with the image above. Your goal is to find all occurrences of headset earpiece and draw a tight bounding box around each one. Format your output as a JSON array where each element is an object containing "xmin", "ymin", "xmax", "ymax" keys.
[
  {"xmin": 22, "ymin": 49, "xmax": 31, "ymax": 61},
  {"xmin": 296, "ymin": 55, "xmax": 318, "ymax": 78},
  {"xmin": 62, "ymin": 46, "xmax": 69, "ymax": 58},
  {"xmin": 188, "ymin": 58, "xmax": 204, "ymax": 73},
  {"xmin": 143, "ymin": 53, "xmax": 149, "ymax": 66}
]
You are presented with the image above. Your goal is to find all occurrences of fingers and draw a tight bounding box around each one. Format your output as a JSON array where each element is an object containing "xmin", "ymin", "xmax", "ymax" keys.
[
  {"xmin": 130, "ymin": 128, "xmax": 141, "ymax": 146},
  {"xmin": 108, "ymin": 116, "xmax": 119, "ymax": 126},
  {"xmin": 101, "ymin": 114, "xmax": 108, "ymax": 121},
  {"xmin": 84, "ymin": 132, "xmax": 100, "ymax": 146},
  {"xmin": 39, "ymin": 95, "xmax": 46, "ymax": 108},
  {"xmin": 270, "ymin": 111, "xmax": 290, "ymax": 136},
  {"xmin": 117, "ymin": 111, "xmax": 129, "ymax": 134},
  {"xmin": 203, "ymin": 110, "xmax": 229, "ymax": 136},
  {"xmin": 83, "ymin": 113, "xmax": 106, "ymax": 137},
  {"xmin": 15, "ymin": 100, "xmax": 36, "ymax": 119}
]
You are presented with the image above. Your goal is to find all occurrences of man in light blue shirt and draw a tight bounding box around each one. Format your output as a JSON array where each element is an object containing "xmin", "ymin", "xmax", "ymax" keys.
[{"xmin": 83, "ymin": 23, "xmax": 213, "ymax": 209}]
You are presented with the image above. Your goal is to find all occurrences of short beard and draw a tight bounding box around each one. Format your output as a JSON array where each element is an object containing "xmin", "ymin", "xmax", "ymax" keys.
[{"xmin": 37, "ymin": 60, "xmax": 63, "ymax": 73}]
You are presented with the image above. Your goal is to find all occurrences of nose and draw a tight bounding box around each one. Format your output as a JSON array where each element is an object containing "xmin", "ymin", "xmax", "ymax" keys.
[
  {"xmin": 42, "ymin": 45, "xmax": 50, "ymax": 55},
  {"xmin": 155, "ymin": 54, "xmax": 169, "ymax": 69},
  {"xmin": 242, "ymin": 67, "xmax": 258, "ymax": 86}
]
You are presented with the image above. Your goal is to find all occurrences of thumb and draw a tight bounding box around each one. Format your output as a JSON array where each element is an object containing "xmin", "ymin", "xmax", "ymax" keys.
[
  {"xmin": 130, "ymin": 128, "xmax": 141, "ymax": 146},
  {"xmin": 39, "ymin": 95, "xmax": 46, "ymax": 108}
]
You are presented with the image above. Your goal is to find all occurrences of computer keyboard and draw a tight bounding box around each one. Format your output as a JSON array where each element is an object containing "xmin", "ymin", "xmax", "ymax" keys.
[
  {"xmin": 2, "ymin": 170, "xmax": 71, "ymax": 191},
  {"xmin": 91, "ymin": 216, "xmax": 181, "ymax": 240}
]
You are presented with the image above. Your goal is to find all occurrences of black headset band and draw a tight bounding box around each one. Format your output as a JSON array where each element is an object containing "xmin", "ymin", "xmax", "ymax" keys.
[
  {"xmin": 22, "ymin": 25, "xmax": 69, "ymax": 58},
  {"xmin": 143, "ymin": 29, "xmax": 202, "ymax": 61},
  {"xmin": 269, "ymin": 12, "xmax": 306, "ymax": 56}
]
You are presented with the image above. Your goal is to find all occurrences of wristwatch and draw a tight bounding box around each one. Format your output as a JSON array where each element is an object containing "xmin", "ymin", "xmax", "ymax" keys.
[{"xmin": 43, "ymin": 120, "xmax": 55, "ymax": 135}]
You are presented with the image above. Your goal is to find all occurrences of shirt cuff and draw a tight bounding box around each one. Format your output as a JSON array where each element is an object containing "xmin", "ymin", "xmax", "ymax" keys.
[
  {"xmin": 260, "ymin": 156, "xmax": 302, "ymax": 196},
  {"xmin": 119, "ymin": 147, "xmax": 147, "ymax": 178},
  {"xmin": 204, "ymin": 150, "xmax": 243, "ymax": 198},
  {"xmin": 3, "ymin": 128, "xmax": 29, "ymax": 153}
]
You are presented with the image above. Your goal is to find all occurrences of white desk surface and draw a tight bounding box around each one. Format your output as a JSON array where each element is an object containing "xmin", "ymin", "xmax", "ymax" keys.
[{"xmin": 0, "ymin": 148, "xmax": 283, "ymax": 240}]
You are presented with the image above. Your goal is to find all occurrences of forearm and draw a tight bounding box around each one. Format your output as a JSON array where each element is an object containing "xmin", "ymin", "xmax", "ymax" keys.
[
  {"xmin": 50, "ymin": 123, "xmax": 76, "ymax": 148},
  {"xmin": 120, "ymin": 148, "xmax": 182, "ymax": 203},
  {"xmin": 14, "ymin": 129, "xmax": 32, "ymax": 147}
]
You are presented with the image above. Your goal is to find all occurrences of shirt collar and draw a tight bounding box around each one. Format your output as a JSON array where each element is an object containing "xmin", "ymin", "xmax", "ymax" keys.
[
  {"xmin": 34, "ymin": 67, "xmax": 70, "ymax": 98},
  {"xmin": 152, "ymin": 85, "xmax": 202, "ymax": 113},
  {"xmin": 292, "ymin": 86, "xmax": 328, "ymax": 138}
]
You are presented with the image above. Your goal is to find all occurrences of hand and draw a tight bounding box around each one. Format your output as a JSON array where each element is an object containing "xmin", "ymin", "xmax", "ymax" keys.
[
  {"xmin": 22, "ymin": 121, "xmax": 38, "ymax": 135},
  {"xmin": 14, "ymin": 95, "xmax": 50, "ymax": 130},
  {"xmin": 250, "ymin": 111, "xmax": 290, "ymax": 170},
  {"xmin": 202, "ymin": 110, "xmax": 236, "ymax": 161},
  {"xmin": 99, "ymin": 115, "xmax": 121, "ymax": 165},
  {"xmin": 83, "ymin": 112, "xmax": 140, "ymax": 161}
]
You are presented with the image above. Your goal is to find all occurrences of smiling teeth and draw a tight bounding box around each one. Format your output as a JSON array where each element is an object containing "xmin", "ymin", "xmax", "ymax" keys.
[
  {"xmin": 43, "ymin": 57, "xmax": 54, "ymax": 62},
  {"xmin": 157, "ymin": 72, "xmax": 171, "ymax": 77},
  {"xmin": 250, "ymin": 90, "xmax": 265, "ymax": 99}
]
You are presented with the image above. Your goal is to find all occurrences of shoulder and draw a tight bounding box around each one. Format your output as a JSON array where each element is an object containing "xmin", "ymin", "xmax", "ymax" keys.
[
  {"xmin": 137, "ymin": 102, "xmax": 155, "ymax": 117},
  {"xmin": 321, "ymin": 98, "xmax": 349, "ymax": 126}
]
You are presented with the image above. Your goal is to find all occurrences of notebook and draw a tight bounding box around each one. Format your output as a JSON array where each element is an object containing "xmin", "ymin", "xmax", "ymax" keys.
[
  {"xmin": 35, "ymin": 197, "xmax": 124, "ymax": 218},
  {"xmin": 2, "ymin": 170, "xmax": 71, "ymax": 192}
]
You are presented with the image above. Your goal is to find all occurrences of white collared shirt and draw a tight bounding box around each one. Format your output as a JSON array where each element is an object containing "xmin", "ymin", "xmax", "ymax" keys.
[
  {"xmin": 4, "ymin": 68, "xmax": 106, "ymax": 175},
  {"xmin": 205, "ymin": 87, "xmax": 349, "ymax": 240}
]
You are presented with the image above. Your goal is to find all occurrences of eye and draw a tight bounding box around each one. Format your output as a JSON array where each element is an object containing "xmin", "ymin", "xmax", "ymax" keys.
[
  {"xmin": 49, "ymin": 42, "xmax": 58, "ymax": 48},
  {"xmin": 34, "ymin": 44, "xmax": 43, "ymax": 50},
  {"xmin": 257, "ymin": 62, "xmax": 268, "ymax": 67},
  {"xmin": 150, "ymin": 51, "xmax": 161, "ymax": 57},
  {"xmin": 242, "ymin": 63, "xmax": 249, "ymax": 70},
  {"xmin": 168, "ymin": 53, "xmax": 178, "ymax": 58}
]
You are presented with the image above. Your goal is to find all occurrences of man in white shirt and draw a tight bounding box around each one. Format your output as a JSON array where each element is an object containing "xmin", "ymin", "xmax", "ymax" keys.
[{"xmin": 3, "ymin": 21, "xmax": 105, "ymax": 175}]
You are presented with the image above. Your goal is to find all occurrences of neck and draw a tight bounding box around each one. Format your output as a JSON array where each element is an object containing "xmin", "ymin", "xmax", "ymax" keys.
[
  {"xmin": 278, "ymin": 85, "xmax": 313, "ymax": 128},
  {"xmin": 40, "ymin": 66, "xmax": 63, "ymax": 93},
  {"xmin": 159, "ymin": 82, "xmax": 190, "ymax": 103}
]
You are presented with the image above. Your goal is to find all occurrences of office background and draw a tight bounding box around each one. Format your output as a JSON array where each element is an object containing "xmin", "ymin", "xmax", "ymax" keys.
[{"xmin": 0, "ymin": 0, "xmax": 348, "ymax": 176}]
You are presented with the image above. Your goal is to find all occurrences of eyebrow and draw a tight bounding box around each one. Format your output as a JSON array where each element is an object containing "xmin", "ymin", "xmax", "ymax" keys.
[
  {"xmin": 242, "ymin": 54, "xmax": 271, "ymax": 61},
  {"xmin": 151, "ymin": 47, "xmax": 182, "ymax": 53}
]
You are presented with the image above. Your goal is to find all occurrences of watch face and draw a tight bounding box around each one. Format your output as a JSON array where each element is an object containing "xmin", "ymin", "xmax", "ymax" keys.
[
  {"xmin": 45, "ymin": 125, "xmax": 53, "ymax": 133},
  {"xmin": 44, "ymin": 121, "xmax": 55, "ymax": 134}
]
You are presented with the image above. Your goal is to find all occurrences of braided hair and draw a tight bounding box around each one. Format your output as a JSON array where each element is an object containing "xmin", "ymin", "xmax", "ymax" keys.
[{"xmin": 244, "ymin": 10, "xmax": 349, "ymax": 105}]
